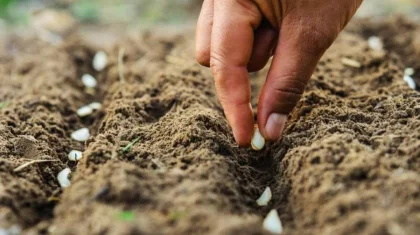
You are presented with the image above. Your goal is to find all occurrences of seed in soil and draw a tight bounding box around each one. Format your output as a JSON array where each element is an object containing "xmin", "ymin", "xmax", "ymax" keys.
[
  {"xmin": 81, "ymin": 74, "xmax": 97, "ymax": 88},
  {"xmin": 68, "ymin": 150, "xmax": 83, "ymax": 161},
  {"xmin": 77, "ymin": 105, "xmax": 93, "ymax": 117},
  {"xmin": 0, "ymin": 225, "xmax": 21, "ymax": 235},
  {"xmin": 403, "ymin": 74, "xmax": 416, "ymax": 89},
  {"xmin": 93, "ymin": 51, "xmax": 108, "ymax": 71},
  {"xmin": 341, "ymin": 57, "xmax": 361, "ymax": 68},
  {"xmin": 57, "ymin": 168, "xmax": 71, "ymax": 188},
  {"xmin": 120, "ymin": 137, "xmax": 141, "ymax": 154},
  {"xmin": 251, "ymin": 125, "xmax": 265, "ymax": 151},
  {"xmin": 71, "ymin": 128, "xmax": 90, "ymax": 142},
  {"xmin": 256, "ymin": 186, "xmax": 272, "ymax": 206},
  {"xmin": 263, "ymin": 209, "xmax": 283, "ymax": 234},
  {"xmin": 405, "ymin": 68, "xmax": 415, "ymax": 76},
  {"xmin": 368, "ymin": 36, "xmax": 384, "ymax": 51},
  {"xmin": 88, "ymin": 102, "xmax": 102, "ymax": 110}
]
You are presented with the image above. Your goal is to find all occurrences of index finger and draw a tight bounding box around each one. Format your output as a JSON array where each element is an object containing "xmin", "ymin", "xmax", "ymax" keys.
[{"xmin": 210, "ymin": 0, "xmax": 262, "ymax": 146}]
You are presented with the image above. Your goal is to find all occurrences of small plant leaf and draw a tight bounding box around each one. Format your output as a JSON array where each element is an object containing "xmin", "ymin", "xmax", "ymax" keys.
[
  {"xmin": 0, "ymin": 101, "xmax": 9, "ymax": 109},
  {"xmin": 118, "ymin": 211, "xmax": 135, "ymax": 222},
  {"xmin": 168, "ymin": 211, "xmax": 186, "ymax": 222},
  {"xmin": 120, "ymin": 137, "xmax": 141, "ymax": 154}
]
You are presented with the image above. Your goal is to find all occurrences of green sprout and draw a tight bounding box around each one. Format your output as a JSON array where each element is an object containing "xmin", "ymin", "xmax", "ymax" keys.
[
  {"xmin": 120, "ymin": 137, "xmax": 141, "ymax": 154},
  {"xmin": 0, "ymin": 101, "xmax": 9, "ymax": 109},
  {"xmin": 118, "ymin": 211, "xmax": 134, "ymax": 222},
  {"xmin": 70, "ymin": 0, "xmax": 99, "ymax": 23},
  {"xmin": 168, "ymin": 210, "xmax": 186, "ymax": 222}
]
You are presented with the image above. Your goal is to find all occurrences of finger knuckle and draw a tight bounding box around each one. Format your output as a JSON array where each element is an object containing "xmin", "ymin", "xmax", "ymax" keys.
[
  {"xmin": 195, "ymin": 48, "xmax": 210, "ymax": 66},
  {"xmin": 299, "ymin": 26, "xmax": 336, "ymax": 55},
  {"xmin": 209, "ymin": 50, "xmax": 227, "ymax": 78},
  {"xmin": 232, "ymin": 0, "xmax": 261, "ymax": 24},
  {"xmin": 288, "ymin": 19, "xmax": 336, "ymax": 55},
  {"xmin": 268, "ymin": 74, "xmax": 306, "ymax": 100}
]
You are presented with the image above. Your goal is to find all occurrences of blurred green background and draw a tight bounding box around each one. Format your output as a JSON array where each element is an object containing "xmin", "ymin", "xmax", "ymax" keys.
[
  {"xmin": 0, "ymin": 0, "xmax": 419, "ymax": 26},
  {"xmin": 0, "ymin": 0, "xmax": 202, "ymax": 26}
]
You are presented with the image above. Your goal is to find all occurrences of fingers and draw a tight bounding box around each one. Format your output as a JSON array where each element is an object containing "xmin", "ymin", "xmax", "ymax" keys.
[
  {"xmin": 196, "ymin": 3, "xmax": 277, "ymax": 72},
  {"xmin": 257, "ymin": 18, "xmax": 334, "ymax": 141},
  {"xmin": 195, "ymin": 0, "xmax": 214, "ymax": 66},
  {"xmin": 211, "ymin": 0, "xmax": 262, "ymax": 146},
  {"xmin": 247, "ymin": 22, "xmax": 278, "ymax": 72}
]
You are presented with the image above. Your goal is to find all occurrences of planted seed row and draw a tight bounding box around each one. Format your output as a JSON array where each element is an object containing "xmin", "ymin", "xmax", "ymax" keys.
[{"xmin": 58, "ymin": 51, "xmax": 108, "ymax": 188}]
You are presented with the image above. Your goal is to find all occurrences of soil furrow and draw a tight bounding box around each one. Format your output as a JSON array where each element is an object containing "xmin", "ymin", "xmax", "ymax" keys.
[
  {"xmin": 269, "ymin": 31, "xmax": 420, "ymax": 235},
  {"xmin": 0, "ymin": 35, "xmax": 105, "ymax": 231},
  {"xmin": 50, "ymin": 32, "xmax": 274, "ymax": 235}
]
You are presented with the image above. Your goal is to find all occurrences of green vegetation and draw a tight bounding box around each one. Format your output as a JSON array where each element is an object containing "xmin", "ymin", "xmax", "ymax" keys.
[
  {"xmin": 0, "ymin": 0, "xmax": 200, "ymax": 26},
  {"xmin": 120, "ymin": 137, "xmax": 141, "ymax": 154},
  {"xmin": 70, "ymin": 0, "xmax": 99, "ymax": 23},
  {"xmin": 0, "ymin": 101, "xmax": 9, "ymax": 109},
  {"xmin": 0, "ymin": 0, "xmax": 27, "ymax": 24},
  {"xmin": 118, "ymin": 211, "xmax": 135, "ymax": 222},
  {"xmin": 168, "ymin": 210, "xmax": 186, "ymax": 222}
]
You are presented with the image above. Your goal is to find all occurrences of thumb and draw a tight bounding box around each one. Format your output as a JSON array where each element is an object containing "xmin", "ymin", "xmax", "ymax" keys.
[{"xmin": 257, "ymin": 21, "xmax": 335, "ymax": 141}]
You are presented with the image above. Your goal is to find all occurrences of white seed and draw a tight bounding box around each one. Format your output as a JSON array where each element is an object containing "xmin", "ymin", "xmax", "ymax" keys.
[
  {"xmin": 88, "ymin": 102, "xmax": 102, "ymax": 110},
  {"xmin": 82, "ymin": 74, "xmax": 97, "ymax": 88},
  {"xmin": 251, "ymin": 125, "xmax": 265, "ymax": 151},
  {"xmin": 76, "ymin": 105, "xmax": 93, "ymax": 117},
  {"xmin": 68, "ymin": 150, "xmax": 83, "ymax": 161},
  {"xmin": 263, "ymin": 209, "xmax": 283, "ymax": 234},
  {"xmin": 404, "ymin": 74, "xmax": 416, "ymax": 89},
  {"xmin": 0, "ymin": 225, "xmax": 21, "ymax": 235},
  {"xmin": 93, "ymin": 51, "xmax": 108, "ymax": 71},
  {"xmin": 256, "ymin": 186, "xmax": 272, "ymax": 206},
  {"xmin": 341, "ymin": 58, "xmax": 361, "ymax": 68},
  {"xmin": 57, "ymin": 168, "xmax": 71, "ymax": 188},
  {"xmin": 71, "ymin": 128, "xmax": 90, "ymax": 142},
  {"xmin": 368, "ymin": 36, "xmax": 383, "ymax": 51},
  {"xmin": 404, "ymin": 68, "xmax": 415, "ymax": 76}
]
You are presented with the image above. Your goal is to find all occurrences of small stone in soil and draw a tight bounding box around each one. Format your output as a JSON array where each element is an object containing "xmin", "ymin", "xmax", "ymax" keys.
[
  {"xmin": 93, "ymin": 51, "xmax": 108, "ymax": 71},
  {"xmin": 68, "ymin": 150, "xmax": 83, "ymax": 161},
  {"xmin": 71, "ymin": 128, "xmax": 90, "ymax": 142},
  {"xmin": 82, "ymin": 74, "xmax": 97, "ymax": 88}
]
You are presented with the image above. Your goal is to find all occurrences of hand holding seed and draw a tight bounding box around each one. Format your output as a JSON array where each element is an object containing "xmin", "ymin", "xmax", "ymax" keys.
[{"xmin": 196, "ymin": 0, "xmax": 363, "ymax": 147}]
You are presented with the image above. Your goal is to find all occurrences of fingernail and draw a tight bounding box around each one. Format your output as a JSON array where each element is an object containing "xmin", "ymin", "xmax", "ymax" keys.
[{"xmin": 265, "ymin": 113, "xmax": 287, "ymax": 141}]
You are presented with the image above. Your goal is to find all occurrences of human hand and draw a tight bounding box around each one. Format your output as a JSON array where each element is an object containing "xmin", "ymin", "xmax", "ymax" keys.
[{"xmin": 195, "ymin": 0, "xmax": 363, "ymax": 146}]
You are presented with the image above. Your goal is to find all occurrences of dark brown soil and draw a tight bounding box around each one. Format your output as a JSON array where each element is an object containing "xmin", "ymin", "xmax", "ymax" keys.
[{"xmin": 0, "ymin": 18, "xmax": 420, "ymax": 235}]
